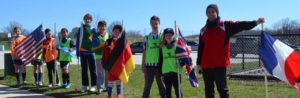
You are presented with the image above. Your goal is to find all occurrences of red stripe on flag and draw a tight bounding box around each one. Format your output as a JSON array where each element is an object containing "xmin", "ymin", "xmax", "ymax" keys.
[
  {"xmin": 15, "ymin": 36, "xmax": 33, "ymax": 50},
  {"xmin": 284, "ymin": 51, "xmax": 300, "ymax": 90}
]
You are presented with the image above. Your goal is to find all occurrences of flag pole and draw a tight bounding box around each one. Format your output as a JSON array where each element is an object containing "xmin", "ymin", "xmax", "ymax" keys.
[
  {"xmin": 54, "ymin": 23, "xmax": 58, "ymax": 88},
  {"xmin": 262, "ymin": 23, "xmax": 269, "ymax": 98},
  {"xmin": 175, "ymin": 20, "xmax": 182, "ymax": 98},
  {"xmin": 121, "ymin": 20, "xmax": 124, "ymax": 98},
  {"xmin": 75, "ymin": 22, "xmax": 83, "ymax": 91},
  {"xmin": 42, "ymin": 23, "xmax": 45, "ymax": 83}
]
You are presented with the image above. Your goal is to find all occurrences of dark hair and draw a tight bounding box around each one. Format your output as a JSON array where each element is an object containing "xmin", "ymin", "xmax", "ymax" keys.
[
  {"xmin": 113, "ymin": 25, "xmax": 123, "ymax": 32},
  {"xmin": 13, "ymin": 26, "xmax": 21, "ymax": 32},
  {"xmin": 83, "ymin": 13, "xmax": 93, "ymax": 21},
  {"xmin": 61, "ymin": 28, "xmax": 68, "ymax": 33},
  {"xmin": 98, "ymin": 21, "xmax": 107, "ymax": 26},
  {"xmin": 45, "ymin": 28, "xmax": 51, "ymax": 34},
  {"xmin": 150, "ymin": 15, "xmax": 160, "ymax": 24}
]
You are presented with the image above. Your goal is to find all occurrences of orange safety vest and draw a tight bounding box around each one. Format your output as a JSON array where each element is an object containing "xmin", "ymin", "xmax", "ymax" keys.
[
  {"xmin": 11, "ymin": 36, "xmax": 25, "ymax": 56},
  {"xmin": 42, "ymin": 38, "xmax": 58, "ymax": 62}
]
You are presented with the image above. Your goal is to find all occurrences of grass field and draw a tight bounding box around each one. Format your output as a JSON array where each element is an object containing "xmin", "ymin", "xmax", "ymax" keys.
[
  {"xmin": 0, "ymin": 41, "xmax": 10, "ymax": 50},
  {"xmin": 0, "ymin": 65, "xmax": 299, "ymax": 98}
]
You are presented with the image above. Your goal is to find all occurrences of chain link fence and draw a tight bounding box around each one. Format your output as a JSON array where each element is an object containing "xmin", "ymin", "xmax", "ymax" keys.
[{"xmin": 227, "ymin": 33, "xmax": 300, "ymax": 94}]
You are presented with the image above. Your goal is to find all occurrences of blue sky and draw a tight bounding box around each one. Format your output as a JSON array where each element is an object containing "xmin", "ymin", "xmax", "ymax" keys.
[{"xmin": 0, "ymin": 0, "xmax": 299, "ymax": 36}]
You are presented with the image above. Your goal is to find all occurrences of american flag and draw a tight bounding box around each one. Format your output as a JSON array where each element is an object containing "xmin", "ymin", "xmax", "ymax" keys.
[
  {"xmin": 15, "ymin": 25, "xmax": 45, "ymax": 65},
  {"xmin": 175, "ymin": 26, "xmax": 199, "ymax": 88}
]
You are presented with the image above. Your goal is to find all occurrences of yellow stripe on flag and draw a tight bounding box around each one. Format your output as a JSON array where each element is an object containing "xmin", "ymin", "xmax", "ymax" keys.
[{"xmin": 119, "ymin": 56, "xmax": 135, "ymax": 85}]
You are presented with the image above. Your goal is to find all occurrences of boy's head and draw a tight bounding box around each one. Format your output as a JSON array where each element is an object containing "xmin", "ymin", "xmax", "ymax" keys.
[
  {"xmin": 83, "ymin": 13, "xmax": 93, "ymax": 26},
  {"xmin": 60, "ymin": 28, "xmax": 68, "ymax": 38},
  {"xmin": 112, "ymin": 25, "xmax": 122, "ymax": 38},
  {"xmin": 45, "ymin": 28, "xmax": 52, "ymax": 38},
  {"xmin": 13, "ymin": 26, "xmax": 22, "ymax": 36},
  {"xmin": 206, "ymin": 4, "xmax": 218, "ymax": 21},
  {"xmin": 97, "ymin": 21, "xmax": 107, "ymax": 33},
  {"xmin": 150, "ymin": 16, "xmax": 160, "ymax": 31},
  {"xmin": 163, "ymin": 28, "xmax": 175, "ymax": 43}
]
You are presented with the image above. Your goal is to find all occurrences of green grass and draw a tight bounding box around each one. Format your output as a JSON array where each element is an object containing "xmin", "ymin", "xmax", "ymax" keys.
[
  {"xmin": 0, "ymin": 65, "xmax": 299, "ymax": 98},
  {"xmin": 228, "ymin": 61, "xmax": 263, "ymax": 73},
  {"xmin": 0, "ymin": 41, "xmax": 10, "ymax": 50}
]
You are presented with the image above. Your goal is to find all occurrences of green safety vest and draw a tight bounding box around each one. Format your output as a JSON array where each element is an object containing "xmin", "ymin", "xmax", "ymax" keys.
[
  {"xmin": 95, "ymin": 33, "xmax": 109, "ymax": 59},
  {"xmin": 145, "ymin": 32, "xmax": 163, "ymax": 64},
  {"xmin": 36, "ymin": 53, "xmax": 42, "ymax": 60},
  {"xmin": 81, "ymin": 25, "xmax": 95, "ymax": 52},
  {"xmin": 59, "ymin": 38, "xmax": 73, "ymax": 62},
  {"xmin": 162, "ymin": 44, "xmax": 183, "ymax": 74}
]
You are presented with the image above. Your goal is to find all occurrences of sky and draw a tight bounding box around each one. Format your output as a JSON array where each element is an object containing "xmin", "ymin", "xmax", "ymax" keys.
[{"xmin": 0, "ymin": 0, "xmax": 299, "ymax": 36}]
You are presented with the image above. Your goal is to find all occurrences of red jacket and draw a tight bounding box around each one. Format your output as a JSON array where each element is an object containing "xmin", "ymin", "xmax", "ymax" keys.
[
  {"xmin": 102, "ymin": 38, "xmax": 119, "ymax": 64},
  {"xmin": 197, "ymin": 20, "xmax": 257, "ymax": 69}
]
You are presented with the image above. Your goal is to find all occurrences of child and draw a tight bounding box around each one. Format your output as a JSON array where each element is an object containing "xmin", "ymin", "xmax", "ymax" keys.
[
  {"xmin": 10, "ymin": 26, "xmax": 28, "ymax": 86},
  {"xmin": 42, "ymin": 28, "xmax": 60, "ymax": 87},
  {"xmin": 31, "ymin": 53, "xmax": 43, "ymax": 86},
  {"xmin": 160, "ymin": 28, "xmax": 183, "ymax": 98},
  {"xmin": 76, "ymin": 13, "xmax": 98, "ymax": 92},
  {"xmin": 59, "ymin": 28, "xmax": 75, "ymax": 89},
  {"xmin": 101, "ymin": 25, "xmax": 123, "ymax": 98},
  {"xmin": 93, "ymin": 21, "xmax": 110, "ymax": 94},
  {"xmin": 142, "ymin": 16, "xmax": 166, "ymax": 98}
]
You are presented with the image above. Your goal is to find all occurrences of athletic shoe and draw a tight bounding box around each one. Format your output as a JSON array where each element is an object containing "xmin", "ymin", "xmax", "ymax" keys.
[
  {"xmin": 23, "ymin": 81, "xmax": 29, "ymax": 85},
  {"xmin": 90, "ymin": 86, "xmax": 96, "ymax": 92},
  {"xmin": 81, "ymin": 86, "xmax": 88, "ymax": 93},
  {"xmin": 65, "ymin": 84, "xmax": 71, "ymax": 89}
]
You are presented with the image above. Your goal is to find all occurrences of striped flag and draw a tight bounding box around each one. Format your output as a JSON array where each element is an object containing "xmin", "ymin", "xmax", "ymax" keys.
[
  {"xmin": 259, "ymin": 31, "xmax": 300, "ymax": 90},
  {"xmin": 15, "ymin": 24, "xmax": 45, "ymax": 65},
  {"xmin": 103, "ymin": 30, "xmax": 135, "ymax": 85},
  {"xmin": 175, "ymin": 26, "xmax": 199, "ymax": 88}
]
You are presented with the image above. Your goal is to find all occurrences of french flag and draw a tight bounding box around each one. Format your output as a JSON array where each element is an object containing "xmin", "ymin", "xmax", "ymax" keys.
[{"xmin": 259, "ymin": 31, "xmax": 300, "ymax": 90}]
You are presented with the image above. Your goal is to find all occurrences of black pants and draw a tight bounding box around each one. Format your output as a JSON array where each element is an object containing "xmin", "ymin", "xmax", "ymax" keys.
[
  {"xmin": 46, "ymin": 60, "xmax": 60, "ymax": 84},
  {"xmin": 203, "ymin": 67, "xmax": 229, "ymax": 98},
  {"xmin": 80, "ymin": 54, "xmax": 97, "ymax": 86},
  {"xmin": 142, "ymin": 68, "xmax": 166, "ymax": 98},
  {"xmin": 163, "ymin": 74, "xmax": 182, "ymax": 98}
]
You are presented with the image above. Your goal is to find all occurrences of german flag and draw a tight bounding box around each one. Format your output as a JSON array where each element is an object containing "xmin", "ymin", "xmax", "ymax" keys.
[{"xmin": 103, "ymin": 30, "xmax": 135, "ymax": 85}]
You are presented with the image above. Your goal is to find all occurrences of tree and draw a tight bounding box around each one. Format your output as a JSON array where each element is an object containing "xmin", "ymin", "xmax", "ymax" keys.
[
  {"xmin": 68, "ymin": 27, "xmax": 79, "ymax": 38},
  {"xmin": 2, "ymin": 21, "xmax": 30, "ymax": 35},
  {"xmin": 126, "ymin": 30, "xmax": 142, "ymax": 38},
  {"xmin": 92, "ymin": 12, "xmax": 105, "ymax": 28},
  {"xmin": 272, "ymin": 18, "xmax": 300, "ymax": 34},
  {"xmin": 107, "ymin": 21, "xmax": 122, "ymax": 34}
]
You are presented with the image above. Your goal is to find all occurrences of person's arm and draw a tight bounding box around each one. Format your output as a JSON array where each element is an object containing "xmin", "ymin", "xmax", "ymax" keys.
[
  {"xmin": 197, "ymin": 31, "xmax": 204, "ymax": 74},
  {"xmin": 158, "ymin": 49, "xmax": 163, "ymax": 75},
  {"xmin": 224, "ymin": 20, "xmax": 257, "ymax": 36},
  {"xmin": 196, "ymin": 32, "xmax": 204, "ymax": 66},
  {"xmin": 101, "ymin": 42, "xmax": 109, "ymax": 65},
  {"xmin": 142, "ymin": 36, "xmax": 147, "ymax": 74},
  {"xmin": 76, "ymin": 28, "xmax": 80, "ymax": 57},
  {"xmin": 69, "ymin": 39, "xmax": 76, "ymax": 48}
]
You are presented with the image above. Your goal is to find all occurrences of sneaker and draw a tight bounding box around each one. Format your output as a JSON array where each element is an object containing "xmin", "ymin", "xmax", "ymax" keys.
[
  {"xmin": 56, "ymin": 83, "xmax": 61, "ymax": 86},
  {"xmin": 49, "ymin": 83, "xmax": 53, "ymax": 87},
  {"xmin": 65, "ymin": 84, "xmax": 71, "ymax": 89},
  {"xmin": 33, "ymin": 82, "xmax": 38, "ymax": 86},
  {"xmin": 90, "ymin": 86, "xmax": 96, "ymax": 92},
  {"xmin": 117, "ymin": 94, "xmax": 121, "ymax": 98},
  {"xmin": 38, "ymin": 82, "xmax": 43, "ymax": 86},
  {"xmin": 59, "ymin": 84, "xmax": 66, "ymax": 88},
  {"xmin": 81, "ymin": 86, "xmax": 88, "ymax": 93},
  {"xmin": 97, "ymin": 89, "xmax": 103, "ymax": 94},
  {"xmin": 16, "ymin": 82, "xmax": 21, "ymax": 86},
  {"xmin": 23, "ymin": 81, "xmax": 29, "ymax": 85},
  {"xmin": 107, "ymin": 96, "xmax": 112, "ymax": 98}
]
